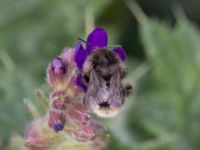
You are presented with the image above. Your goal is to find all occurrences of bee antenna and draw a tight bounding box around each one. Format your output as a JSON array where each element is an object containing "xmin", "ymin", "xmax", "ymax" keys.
[
  {"xmin": 107, "ymin": 45, "xmax": 122, "ymax": 48},
  {"xmin": 77, "ymin": 38, "xmax": 94, "ymax": 47},
  {"xmin": 77, "ymin": 38, "xmax": 87, "ymax": 44}
]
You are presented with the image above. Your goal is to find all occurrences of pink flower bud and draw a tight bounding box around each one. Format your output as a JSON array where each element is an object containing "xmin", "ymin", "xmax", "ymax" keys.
[
  {"xmin": 47, "ymin": 58, "xmax": 68, "ymax": 91},
  {"xmin": 25, "ymin": 117, "xmax": 60, "ymax": 150},
  {"xmin": 48, "ymin": 110, "xmax": 66, "ymax": 132}
]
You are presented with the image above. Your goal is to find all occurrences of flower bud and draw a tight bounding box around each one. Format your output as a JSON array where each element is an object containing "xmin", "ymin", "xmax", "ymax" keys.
[
  {"xmin": 25, "ymin": 116, "xmax": 60, "ymax": 150},
  {"xmin": 48, "ymin": 95, "xmax": 69, "ymax": 132},
  {"xmin": 48, "ymin": 110, "xmax": 66, "ymax": 132},
  {"xmin": 47, "ymin": 58, "xmax": 67, "ymax": 91}
]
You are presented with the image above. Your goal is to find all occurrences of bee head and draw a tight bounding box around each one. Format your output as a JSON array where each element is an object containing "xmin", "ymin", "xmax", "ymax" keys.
[{"xmin": 83, "ymin": 48, "xmax": 121, "ymax": 82}]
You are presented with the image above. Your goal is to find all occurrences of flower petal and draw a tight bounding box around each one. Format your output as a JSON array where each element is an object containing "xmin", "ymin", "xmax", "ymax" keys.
[
  {"xmin": 114, "ymin": 47, "xmax": 126, "ymax": 61},
  {"xmin": 74, "ymin": 41, "xmax": 88, "ymax": 69},
  {"xmin": 51, "ymin": 58, "xmax": 66, "ymax": 74},
  {"xmin": 86, "ymin": 27, "xmax": 108, "ymax": 53},
  {"xmin": 76, "ymin": 74, "xmax": 87, "ymax": 92}
]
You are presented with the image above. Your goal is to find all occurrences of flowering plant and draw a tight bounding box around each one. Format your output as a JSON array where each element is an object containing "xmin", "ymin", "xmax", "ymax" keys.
[{"xmin": 24, "ymin": 27, "xmax": 129, "ymax": 150}]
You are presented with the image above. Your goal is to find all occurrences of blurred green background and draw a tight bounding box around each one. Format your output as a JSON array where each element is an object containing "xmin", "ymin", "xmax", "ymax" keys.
[{"xmin": 1, "ymin": 0, "xmax": 200, "ymax": 149}]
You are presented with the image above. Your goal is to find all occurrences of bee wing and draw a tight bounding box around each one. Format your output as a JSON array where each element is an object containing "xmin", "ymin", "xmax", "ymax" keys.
[
  {"xmin": 108, "ymin": 71, "xmax": 124, "ymax": 106},
  {"xmin": 84, "ymin": 70, "xmax": 101, "ymax": 110}
]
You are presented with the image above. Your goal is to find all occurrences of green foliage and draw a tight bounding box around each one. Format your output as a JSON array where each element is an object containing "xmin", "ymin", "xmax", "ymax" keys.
[
  {"xmin": 110, "ymin": 18, "xmax": 200, "ymax": 150},
  {"xmin": 1, "ymin": 0, "xmax": 200, "ymax": 150},
  {"xmin": 0, "ymin": 68, "xmax": 36, "ymax": 141}
]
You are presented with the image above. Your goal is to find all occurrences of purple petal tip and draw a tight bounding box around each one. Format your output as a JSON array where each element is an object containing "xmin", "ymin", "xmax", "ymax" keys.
[
  {"xmin": 86, "ymin": 27, "xmax": 108, "ymax": 53},
  {"xmin": 76, "ymin": 74, "xmax": 87, "ymax": 92},
  {"xmin": 51, "ymin": 58, "xmax": 65, "ymax": 73},
  {"xmin": 74, "ymin": 41, "xmax": 88, "ymax": 69},
  {"xmin": 114, "ymin": 47, "xmax": 126, "ymax": 61},
  {"xmin": 53, "ymin": 123, "xmax": 64, "ymax": 132}
]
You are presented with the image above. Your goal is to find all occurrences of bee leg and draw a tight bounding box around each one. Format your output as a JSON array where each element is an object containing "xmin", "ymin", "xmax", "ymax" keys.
[
  {"xmin": 120, "ymin": 68, "xmax": 127, "ymax": 79},
  {"xmin": 123, "ymin": 84, "xmax": 133, "ymax": 97}
]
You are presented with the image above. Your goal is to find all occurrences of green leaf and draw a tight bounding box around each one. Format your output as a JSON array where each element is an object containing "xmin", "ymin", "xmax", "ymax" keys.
[{"xmin": 132, "ymin": 18, "xmax": 200, "ymax": 149}]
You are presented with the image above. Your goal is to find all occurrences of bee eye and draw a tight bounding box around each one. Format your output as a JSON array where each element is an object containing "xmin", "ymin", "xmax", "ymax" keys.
[{"xmin": 83, "ymin": 75, "xmax": 90, "ymax": 83}]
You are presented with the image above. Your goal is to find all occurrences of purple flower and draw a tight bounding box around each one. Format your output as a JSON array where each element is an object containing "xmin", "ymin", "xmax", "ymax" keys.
[
  {"xmin": 74, "ymin": 28, "xmax": 108, "ymax": 70},
  {"xmin": 114, "ymin": 47, "xmax": 126, "ymax": 61},
  {"xmin": 86, "ymin": 27, "xmax": 108, "ymax": 53},
  {"xmin": 74, "ymin": 42, "xmax": 88, "ymax": 69},
  {"xmin": 76, "ymin": 74, "xmax": 87, "ymax": 92},
  {"xmin": 74, "ymin": 27, "xmax": 126, "ymax": 70}
]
